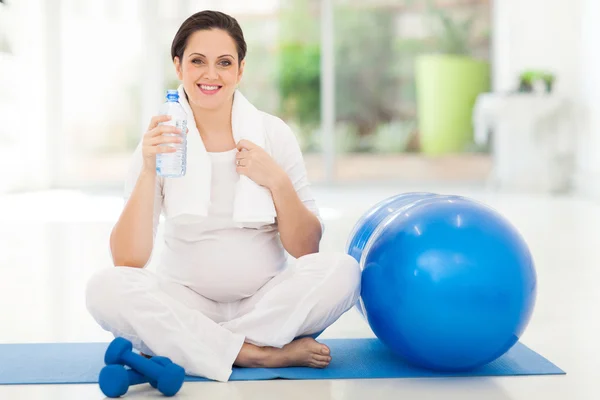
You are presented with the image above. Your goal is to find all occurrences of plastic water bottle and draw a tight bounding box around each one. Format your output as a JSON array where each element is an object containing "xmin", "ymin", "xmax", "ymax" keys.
[{"xmin": 156, "ymin": 89, "xmax": 187, "ymax": 177}]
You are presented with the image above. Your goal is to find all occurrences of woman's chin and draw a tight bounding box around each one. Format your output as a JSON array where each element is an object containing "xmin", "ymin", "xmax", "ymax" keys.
[{"xmin": 188, "ymin": 95, "xmax": 227, "ymax": 111}]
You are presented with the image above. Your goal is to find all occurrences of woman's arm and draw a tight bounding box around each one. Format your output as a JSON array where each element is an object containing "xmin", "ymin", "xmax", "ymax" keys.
[
  {"xmin": 236, "ymin": 132, "xmax": 323, "ymax": 259},
  {"xmin": 110, "ymin": 169, "xmax": 158, "ymax": 268},
  {"xmin": 110, "ymin": 115, "xmax": 177, "ymax": 267},
  {"xmin": 269, "ymin": 174, "xmax": 322, "ymax": 258}
]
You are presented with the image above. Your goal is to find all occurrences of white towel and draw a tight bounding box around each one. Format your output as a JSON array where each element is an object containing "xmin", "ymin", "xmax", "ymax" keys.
[{"xmin": 162, "ymin": 84, "xmax": 276, "ymax": 228}]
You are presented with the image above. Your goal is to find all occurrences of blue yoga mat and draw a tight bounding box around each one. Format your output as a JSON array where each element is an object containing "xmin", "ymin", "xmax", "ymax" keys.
[{"xmin": 0, "ymin": 339, "xmax": 564, "ymax": 384}]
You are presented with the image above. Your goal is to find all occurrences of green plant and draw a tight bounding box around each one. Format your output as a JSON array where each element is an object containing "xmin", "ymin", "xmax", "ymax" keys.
[
  {"xmin": 278, "ymin": 42, "xmax": 321, "ymax": 126},
  {"xmin": 277, "ymin": 0, "xmax": 491, "ymax": 154},
  {"xmin": 278, "ymin": 3, "xmax": 400, "ymax": 140},
  {"xmin": 371, "ymin": 120, "xmax": 416, "ymax": 153},
  {"xmin": 333, "ymin": 122, "xmax": 361, "ymax": 153},
  {"xmin": 518, "ymin": 70, "xmax": 555, "ymax": 93},
  {"xmin": 308, "ymin": 122, "xmax": 361, "ymax": 153},
  {"xmin": 333, "ymin": 7, "xmax": 399, "ymax": 137},
  {"xmin": 426, "ymin": 1, "xmax": 476, "ymax": 56}
]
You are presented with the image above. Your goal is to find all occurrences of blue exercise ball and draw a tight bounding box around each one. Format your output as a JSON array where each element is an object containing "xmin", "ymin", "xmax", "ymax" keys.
[
  {"xmin": 346, "ymin": 192, "xmax": 437, "ymax": 316},
  {"xmin": 346, "ymin": 192, "xmax": 437, "ymax": 263},
  {"xmin": 355, "ymin": 194, "xmax": 537, "ymax": 371}
]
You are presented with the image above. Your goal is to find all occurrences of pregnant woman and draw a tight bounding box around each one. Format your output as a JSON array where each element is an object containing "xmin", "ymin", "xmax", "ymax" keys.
[{"xmin": 85, "ymin": 10, "xmax": 360, "ymax": 382}]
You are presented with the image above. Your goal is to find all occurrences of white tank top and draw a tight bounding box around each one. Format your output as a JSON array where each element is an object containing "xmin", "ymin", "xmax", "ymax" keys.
[{"xmin": 156, "ymin": 149, "xmax": 287, "ymax": 302}]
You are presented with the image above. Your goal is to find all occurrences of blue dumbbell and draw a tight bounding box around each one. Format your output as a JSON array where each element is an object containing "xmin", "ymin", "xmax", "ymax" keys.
[
  {"xmin": 99, "ymin": 356, "xmax": 173, "ymax": 398},
  {"xmin": 104, "ymin": 337, "xmax": 185, "ymax": 397}
]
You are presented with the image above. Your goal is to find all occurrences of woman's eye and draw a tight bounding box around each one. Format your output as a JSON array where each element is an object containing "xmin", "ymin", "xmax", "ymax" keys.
[
  {"xmin": 220, "ymin": 60, "xmax": 232, "ymax": 67},
  {"xmin": 192, "ymin": 59, "xmax": 203, "ymax": 64}
]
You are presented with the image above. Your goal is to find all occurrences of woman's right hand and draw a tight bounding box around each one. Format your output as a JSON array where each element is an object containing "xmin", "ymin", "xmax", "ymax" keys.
[{"xmin": 141, "ymin": 115, "xmax": 184, "ymax": 173}]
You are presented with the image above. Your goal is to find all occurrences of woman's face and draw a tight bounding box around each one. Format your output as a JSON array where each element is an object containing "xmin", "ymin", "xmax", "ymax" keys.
[{"xmin": 175, "ymin": 29, "xmax": 244, "ymax": 112}]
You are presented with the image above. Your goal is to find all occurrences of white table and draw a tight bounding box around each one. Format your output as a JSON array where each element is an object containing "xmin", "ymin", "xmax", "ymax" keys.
[{"xmin": 473, "ymin": 93, "xmax": 576, "ymax": 193}]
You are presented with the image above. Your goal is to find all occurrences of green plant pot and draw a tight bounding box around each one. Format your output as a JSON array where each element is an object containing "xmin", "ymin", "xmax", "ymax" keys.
[{"xmin": 415, "ymin": 54, "xmax": 490, "ymax": 155}]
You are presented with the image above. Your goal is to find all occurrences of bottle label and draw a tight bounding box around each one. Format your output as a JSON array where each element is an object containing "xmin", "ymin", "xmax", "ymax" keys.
[{"xmin": 176, "ymin": 119, "xmax": 187, "ymax": 133}]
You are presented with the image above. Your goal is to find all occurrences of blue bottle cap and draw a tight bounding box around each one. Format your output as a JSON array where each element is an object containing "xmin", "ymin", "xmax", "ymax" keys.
[{"xmin": 166, "ymin": 90, "xmax": 179, "ymax": 102}]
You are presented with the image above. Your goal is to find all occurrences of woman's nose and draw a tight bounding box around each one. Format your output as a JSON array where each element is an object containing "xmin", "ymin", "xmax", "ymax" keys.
[{"xmin": 205, "ymin": 65, "xmax": 218, "ymax": 80}]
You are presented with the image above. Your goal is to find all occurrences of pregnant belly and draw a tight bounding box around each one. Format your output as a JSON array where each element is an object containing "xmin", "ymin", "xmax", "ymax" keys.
[{"xmin": 157, "ymin": 229, "xmax": 287, "ymax": 302}]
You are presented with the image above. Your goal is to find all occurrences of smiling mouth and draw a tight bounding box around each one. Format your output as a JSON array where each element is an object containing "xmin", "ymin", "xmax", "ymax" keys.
[{"xmin": 197, "ymin": 84, "xmax": 223, "ymax": 95}]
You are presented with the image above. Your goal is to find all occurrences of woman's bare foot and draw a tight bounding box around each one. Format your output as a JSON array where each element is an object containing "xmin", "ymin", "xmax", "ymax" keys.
[{"xmin": 234, "ymin": 337, "xmax": 331, "ymax": 369}]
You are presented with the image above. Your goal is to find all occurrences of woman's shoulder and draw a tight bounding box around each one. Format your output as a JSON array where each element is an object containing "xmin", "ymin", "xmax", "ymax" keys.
[{"xmin": 259, "ymin": 111, "xmax": 296, "ymax": 145}]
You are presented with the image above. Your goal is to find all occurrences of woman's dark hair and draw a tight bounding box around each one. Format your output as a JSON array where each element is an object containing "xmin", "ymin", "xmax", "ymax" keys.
[{"xmin": 171, "ymin": 10, "xmax": 247, "ymax": 65}]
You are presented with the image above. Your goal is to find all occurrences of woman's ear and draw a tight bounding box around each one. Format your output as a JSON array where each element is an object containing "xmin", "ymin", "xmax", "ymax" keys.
[
  {"xmin": 174, "ymin": 56, "xmax": 183, "ymax": 80},
  {"xmin": 237, "ymin": 59, "xmax": 245, "ymax": 84}
]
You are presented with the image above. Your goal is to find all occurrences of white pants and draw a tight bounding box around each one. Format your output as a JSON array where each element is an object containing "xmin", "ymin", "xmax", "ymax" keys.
[{"xmin": 85, "ymin": 252, "xmax": 361, "ymax": 382}]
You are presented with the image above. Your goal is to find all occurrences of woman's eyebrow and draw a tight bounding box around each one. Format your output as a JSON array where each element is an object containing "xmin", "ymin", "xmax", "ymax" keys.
[{"xmin": 188, "ymin": 53, "xmax": 234, "ymax": 58}]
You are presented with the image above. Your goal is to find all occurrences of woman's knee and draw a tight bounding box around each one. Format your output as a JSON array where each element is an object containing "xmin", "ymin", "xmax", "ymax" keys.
[
  {"xmin": 299, "ymin": 252, "xmax": 361, "ymax": 298},
  {"xmin": 85, "ymin": 266, "xmax": 150, "ymax": 321},
  {"xmin": 330, "ymin": 253, "xmax": 361, "ymax": 299}
]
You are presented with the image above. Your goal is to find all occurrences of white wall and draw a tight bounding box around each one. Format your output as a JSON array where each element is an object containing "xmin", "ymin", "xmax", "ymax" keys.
[
  {"xmin": 574, "ymin": 0, "xmax": 600, "ymax": 198},
  {"xmin": 493, "ymin": 0, "xmax": 600, "ymax": 198},
  {"xmin": 0, "ymin": 0, "xmax": 57, "ymax": 192},
  {"xmin": 492, "ymin": 0, "xmax": 581, "ymax": 96}
]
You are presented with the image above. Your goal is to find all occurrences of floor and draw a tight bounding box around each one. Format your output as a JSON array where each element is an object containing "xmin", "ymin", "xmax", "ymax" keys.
[{"xmin": 0, "ymin": 183, "xmax": 598, "ymax": 399}]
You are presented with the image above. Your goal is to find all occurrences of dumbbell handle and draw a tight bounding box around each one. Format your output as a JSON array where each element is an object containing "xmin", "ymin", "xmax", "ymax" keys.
[
  {"xmin": 121, "ymin": 351, "xmax": 165, "ymax": 382},
  {"xmin": 127, "ymin": 368, "xmax": 149, "ymax": 386},
  {"xmin": 133, "ymin": 356, "xmax": 171, "ymax": 388},
  {"xmin": 122, "ymin": 355, "xmax": 184, "ymax": 397}
]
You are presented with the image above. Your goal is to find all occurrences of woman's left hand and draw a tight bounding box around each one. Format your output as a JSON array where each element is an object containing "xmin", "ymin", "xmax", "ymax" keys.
[{"xmin": 235, "ymin": 139, "xmax": 286, "ymax": 189}]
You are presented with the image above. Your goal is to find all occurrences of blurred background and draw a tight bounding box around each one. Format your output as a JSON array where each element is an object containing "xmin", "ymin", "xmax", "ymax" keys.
[
  {"xmin": 0, "ymin": 0, "xmax": 596, "ymax": 196},
  {"xmin": 2, "ymin": 3, "xmax": 600, "ymax": 398}
]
